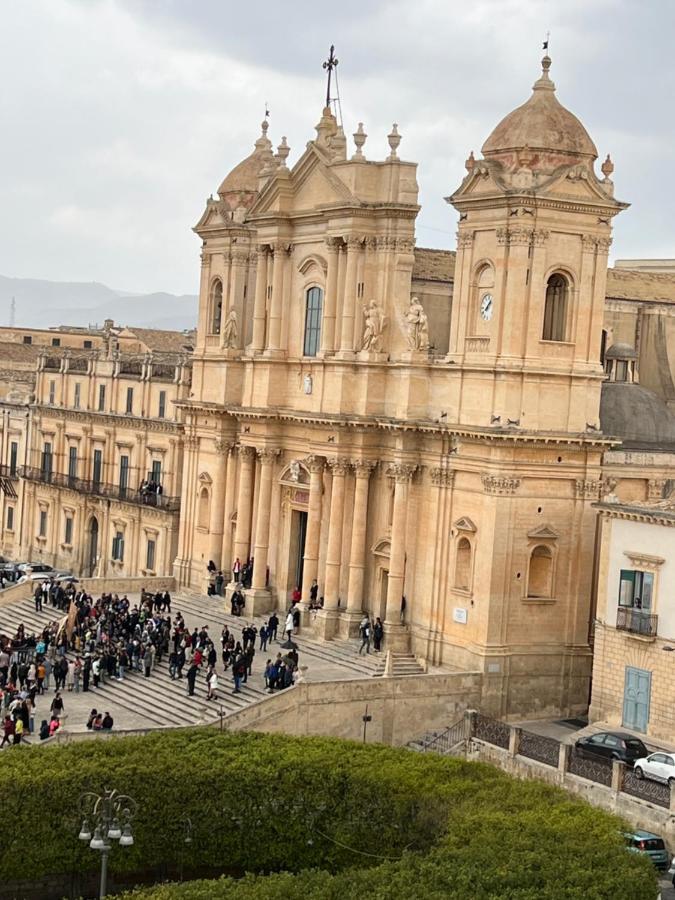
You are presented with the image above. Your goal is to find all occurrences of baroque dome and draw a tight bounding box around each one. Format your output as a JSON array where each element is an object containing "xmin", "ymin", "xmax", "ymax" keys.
[
  {"xmin": 217, "ymin": 120, "xmax": 274, "ymax": 206},
  {"xmin": 600, "ymin": 382, "xmax": 675, "ymax": 448},
  {"xmin": 481, "ymin": 56, "xmax": 598, "ymax": 171}
]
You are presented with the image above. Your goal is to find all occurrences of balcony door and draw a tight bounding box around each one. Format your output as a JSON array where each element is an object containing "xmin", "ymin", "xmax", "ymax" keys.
[
  {"xmin": 622, "ymin": 666, "xmax": 651, "ymax": 733},
  {"xmin": 92, "ymin": 449, "xmax": 102, "ymax": 489},
  {"xmin": 86, "ymin": 516, "xmax": 99, "ymax": 577},
  {"xmin": 119, "ymin": 455, "xmax": 129, "ymax": 499}
]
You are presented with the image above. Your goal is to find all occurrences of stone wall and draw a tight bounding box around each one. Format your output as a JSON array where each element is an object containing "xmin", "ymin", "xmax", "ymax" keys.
[
  {"xmin": 223, "ymin": 671, "xmax": 482, "ymax": 746},
  {"xmin": 78, "ymin": 575, "xmax": 177, "ymax": 596}
]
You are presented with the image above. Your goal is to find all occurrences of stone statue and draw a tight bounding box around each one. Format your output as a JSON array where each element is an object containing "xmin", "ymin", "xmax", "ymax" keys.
[
  {"xmin": 289, "ymin": 460, "xmax": 301, "ymax": 482},
  {"xmin": 405, "ymin": 296, "xmax": 430, "ymax": 351},
  {"xmin": 222, "ymin": 308, "xmax": 238, "ymax": 348},
  {"xmin": 361, "ymin": 299, "xmax": 386, "ymax": 352}
]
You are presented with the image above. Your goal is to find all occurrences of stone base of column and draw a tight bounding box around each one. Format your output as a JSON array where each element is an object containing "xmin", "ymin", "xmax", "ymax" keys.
[
  {"xmin": 334, "ymin": 349, "xmax": 356, "ymax": 361},
  {"xmin": 262, "ymin": 348, "xmax": 286, "ymax": 359},
  {"xmin": 219, "ymin": 347, "xmax": 242, "ymax": 359},
  {"xmin": 398, "ymin": 350, "xmax": 430, "ymax": 364},
  {"xmin": 383, "ymin": 622, "xmax": 410, "ymax": 653},
  {"xmin": 244, "ymin": 588, "xmax": 275, "ymax": 617},
  {"xmin": 172, "ymin": 558, "xmax": 190, "ymax": 588},
  {"xmin": 337, "ymin": 609, "xmax": 363, "ymax": 639},
  {"xmin": 313, "ymin": 607, "xmax": 340, "ymax": 640},
  {"xmin": 356, "ymin": 350, "xmax": 387, "ymax": 364}
]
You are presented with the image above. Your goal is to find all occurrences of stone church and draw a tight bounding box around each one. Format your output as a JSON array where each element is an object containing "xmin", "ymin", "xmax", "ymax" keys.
[{"xmin": 173, "ymin": 52, "xmax": 639, "ymax": 718}]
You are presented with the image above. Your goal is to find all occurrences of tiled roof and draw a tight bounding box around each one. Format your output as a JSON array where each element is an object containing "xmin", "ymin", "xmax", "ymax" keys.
[
  {"xmin": 606, "ymin": 268, "xmax": 675, "ymax": 303},
  {"xmin": 412, "ymin": 248, "xmax": 456, "ymax": 282},
  {"xmin": 126, "ymin": 328, "xmax": 196, "ymax": 353},
  {"xmin": 0, "ymin": 341, "xmax": 44, "ymax": 363}
]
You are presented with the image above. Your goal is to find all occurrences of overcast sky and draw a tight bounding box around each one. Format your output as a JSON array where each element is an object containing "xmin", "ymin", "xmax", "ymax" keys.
[{"xmin": 0, "ymin": 0, "xmax": 673, "ymax": 295}]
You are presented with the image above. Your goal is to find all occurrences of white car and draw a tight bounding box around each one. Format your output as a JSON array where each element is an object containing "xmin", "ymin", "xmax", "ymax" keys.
[{"xmin": 633, "ymin": 752, "xmax": 675, "ymax": 786}]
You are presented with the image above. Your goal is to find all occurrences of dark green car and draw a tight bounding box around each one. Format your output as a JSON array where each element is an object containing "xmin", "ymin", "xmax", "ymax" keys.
[{"xmin": 624, "ymin": 830, "xmax": 669, "ymax": 871}]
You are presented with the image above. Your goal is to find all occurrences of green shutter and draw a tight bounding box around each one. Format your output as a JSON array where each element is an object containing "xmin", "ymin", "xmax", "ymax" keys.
[{"xmin": 619, "ymin": 569, "xmax": 635, "ymax": 607}]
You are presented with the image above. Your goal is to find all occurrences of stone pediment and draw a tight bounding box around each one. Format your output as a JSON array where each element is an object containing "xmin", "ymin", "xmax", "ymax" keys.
[
  {"xmin": 250, "ymin": 144, "xmax": 356, "ymax": 217},
  {"xmin": 197, "ymin": 471, "xmax": 212, "ymax": 485},
  {"xmin": 527, "ymin": 524, "xmax": 559, "ymax": 541},
  {"xmin": 454, "ymin": 516, "xmax": 477, "ymax": 533}
]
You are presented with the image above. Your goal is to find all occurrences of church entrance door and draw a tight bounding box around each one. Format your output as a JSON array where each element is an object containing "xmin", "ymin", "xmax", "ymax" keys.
[
  {"xmin": 86, "ymin": 516, "xmax": 99, "ymax": 577},
  {"xmin": 288, "ymin": 509, "xmax": 307, "ymax": 595}
]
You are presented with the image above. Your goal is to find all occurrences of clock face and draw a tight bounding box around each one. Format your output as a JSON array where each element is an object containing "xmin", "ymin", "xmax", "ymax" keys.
[{"xmin": 480, "ymin": 293, "xmax": 494, "ymax": 321}]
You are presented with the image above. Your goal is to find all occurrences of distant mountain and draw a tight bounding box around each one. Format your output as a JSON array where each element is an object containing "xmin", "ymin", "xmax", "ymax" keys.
[{"xmin": 0, "ymin": 275, "xmax": 198, "ymax": 331}]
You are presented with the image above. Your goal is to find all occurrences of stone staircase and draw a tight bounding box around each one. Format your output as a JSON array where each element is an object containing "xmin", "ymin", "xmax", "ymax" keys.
[
  {"xmin": 0, "ymin": 601, "xmax": 269, "ymax": 729},
  {"xmin": 407, "ymin": 716, "xmax": 470, "ymax": 756},
  {"xmin": 177, "ymin": 592, "xmax": 426, "ymax": 678}
]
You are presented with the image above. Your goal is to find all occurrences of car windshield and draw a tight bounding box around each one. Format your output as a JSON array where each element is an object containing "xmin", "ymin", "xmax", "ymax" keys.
[{"xmin": 638, "ymin": 838, "xmax": 665, "ymax": 851}]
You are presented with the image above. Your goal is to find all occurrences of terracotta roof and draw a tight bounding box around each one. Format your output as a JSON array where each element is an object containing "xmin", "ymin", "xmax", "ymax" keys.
[
  {"xmin": 0, "ymin": 341, "xmax": 44, "ymax": 363},
  {"xmin": 605, "ymin": 268, "xmax": 675, "ymax": 303},
  {"xmin": 126, "ymin": 328, "xmax": 195, "ymax": 353},
  {"xmin": 412, "ymin": 248, "xmax": 456, "ymax": 282}
]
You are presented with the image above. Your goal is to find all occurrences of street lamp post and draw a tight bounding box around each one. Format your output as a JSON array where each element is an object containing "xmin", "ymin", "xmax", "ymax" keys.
[{"xmin": 78, "ymin": 788, "xmax": 137, "ymax": 899}]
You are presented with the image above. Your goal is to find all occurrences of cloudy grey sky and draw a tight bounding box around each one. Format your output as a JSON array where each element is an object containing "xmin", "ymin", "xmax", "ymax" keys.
[{"xmin": 0, "ymin": 0, "xmax": 673, "ymax": 295}]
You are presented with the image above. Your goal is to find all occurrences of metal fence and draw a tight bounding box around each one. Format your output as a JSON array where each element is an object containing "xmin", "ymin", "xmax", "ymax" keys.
[
  {"xmin": 418, "ymin": 717, "xmax": 470, "ymax": 754},
  {"xmin": 518, "ymin": 730, "xmax": 560, "ymax": 767},
  {"xmin": 566, "ymin": 746, "xmax": 613, "ymax": 786},
  {"xmin": 616, "ymin": 607, "xmax": 658, "ymax": 637},
  {"xmin": 474, "ymin": 712, "xmax": 510, "ymax": 749},
  {"xmin": 621, "ymin": 767, "xmax": 670, "ymax": 808}
]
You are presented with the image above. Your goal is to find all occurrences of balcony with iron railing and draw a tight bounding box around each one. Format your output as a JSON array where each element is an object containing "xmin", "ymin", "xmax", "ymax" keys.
[
  {"xmin": 20, "ymin": 466, "xmax": 180, "ymax": 512},
  {"xmin": 616, "ymin": 606, "xmax": 658, "ymax": 638},
  {"xmin": 0, "ymin": 464, "xmax": 19, "ymax": 480}
]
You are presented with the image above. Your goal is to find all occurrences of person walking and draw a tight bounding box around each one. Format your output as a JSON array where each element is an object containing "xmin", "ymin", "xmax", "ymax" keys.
[
  {"xmin": 206, "ymin": 667, "xmax": 219, "ymax": 701},
  {"xmin": 268, "ymin": 612, "xmax": 279, "ymax": 643},
  {"xmin": 259, "ymin": 623, "xmax": 268, "ymax": 652},
  {"xmin": 186, "ymin": 662, "xmax": 198, "ymax": 697},
  {"xmin": 284, "ymin": 610, "xmax": 294, "ymax": 641},
  {"xmin": 359, "ymin": 617, "xmax": 371, "ymax": 655},
  {"xmin": 373, "ymin": 617, "xmax": 384, "ymax": 652}
]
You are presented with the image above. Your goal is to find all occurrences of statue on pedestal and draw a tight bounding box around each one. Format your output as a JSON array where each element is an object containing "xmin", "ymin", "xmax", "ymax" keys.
[
  {"xmin": 361, "ymin": 300, "xmax": 386, "ymax": 352},
  {"xmin": 404, "ymin": 296, "xmax": 430, "ymax": 351},
  {"xmin": 223, "ymin": 308, "xmax": 238, "ymax": 349}
]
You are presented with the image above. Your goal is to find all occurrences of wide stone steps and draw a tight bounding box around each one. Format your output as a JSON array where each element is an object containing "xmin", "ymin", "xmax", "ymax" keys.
[
  {"xmin": 373, "ymin": 653, "xmax": 426, "ymax": 677},
  {"xmin": 0, "ymin": 601, "xmax": 269, "ymax": 729},
  {"xmin": 178, "ymin": 593, "xmax": 384, "ymax": 678}
]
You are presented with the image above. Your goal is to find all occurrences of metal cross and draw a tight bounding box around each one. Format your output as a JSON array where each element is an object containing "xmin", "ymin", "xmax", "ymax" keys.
[{"xmin": 322, "ymin": 44, "xmax": 338, "ymax": 108}]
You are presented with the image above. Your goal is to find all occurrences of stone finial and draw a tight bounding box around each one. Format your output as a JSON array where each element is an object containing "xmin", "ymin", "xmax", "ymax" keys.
[
  {"xmin": 387, "ymin": 123, "xmax": 401, "ymax": 160},
  {"xmin": 601, "ymin": 153, "xmax": 614, "ymax": 180},
  {"xmin": 329, "ymin": 126, "xmax": 347, "ymax": 161},
  {"xmin": 465, "ymin": 151, "xmax": 475, "ymax": 172},
  {"xmin": 352, "ymin": 122, "xmax": 367, "ymax": 160},
  {"xmin": 276, "ymin": 136, "xmax": 290, "ymax": 168}
]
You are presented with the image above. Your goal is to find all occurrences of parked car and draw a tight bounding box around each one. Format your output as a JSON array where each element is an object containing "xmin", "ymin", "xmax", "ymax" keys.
[
  {"xmin": 624, "ymin": 830, "xmax": 669, "ymax": 870},
  {"xmin": 17, "ymin": 562, "xmax": 53, "ymax": 573},
  {"xmin": 574, "ymin": 732, "xmax": 648, "ymax": 765},
  {"xmin": 634, "ymin": 752, "xmax": 675, "ymax": 786}
]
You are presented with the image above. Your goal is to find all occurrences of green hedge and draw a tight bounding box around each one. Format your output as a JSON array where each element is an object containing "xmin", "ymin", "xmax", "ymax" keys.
[{"xmin": 0, "ymin": 729, "xmax": 657, "ymax": 899}]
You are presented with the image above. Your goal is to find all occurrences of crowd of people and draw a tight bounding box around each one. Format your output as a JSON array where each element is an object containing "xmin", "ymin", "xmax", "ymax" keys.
[{"xmin": 0, "ymin": 580, "xmax": 302, "ymax": 747}]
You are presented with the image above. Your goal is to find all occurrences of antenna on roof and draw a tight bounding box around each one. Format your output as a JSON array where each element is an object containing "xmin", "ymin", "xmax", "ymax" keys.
[{"xmin": 9, "ymin": 296, "xmax": 15, "ymax": 327}]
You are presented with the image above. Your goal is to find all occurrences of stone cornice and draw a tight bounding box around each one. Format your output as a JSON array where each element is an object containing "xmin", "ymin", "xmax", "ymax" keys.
[
  {"xmin": 34, "ymin": 405, "xmax": 183, "ymax": 437},
  {"xmin": 595, "ymin": 502, "xmax": 675, "ymax": 527}
]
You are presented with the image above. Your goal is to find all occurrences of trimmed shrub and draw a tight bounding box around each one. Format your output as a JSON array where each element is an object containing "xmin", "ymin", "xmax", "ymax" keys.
[{"xmin": 0, "ymin": 729, "xmax": 657, "ymax": 899}]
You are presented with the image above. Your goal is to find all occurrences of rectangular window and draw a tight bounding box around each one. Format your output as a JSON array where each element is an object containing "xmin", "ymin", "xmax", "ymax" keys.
[
  {"xmin": 119, "ymin": 455, "xmax": 129, "ymax": 498},
  {"xmin": 83, "ymin": 340, "xmax": 93, "ymax": 349},
  {"xmin": 151, "ymin": 460, "xmax": 162, "ymax": 485},
  {"xmin": 158, "ymin": 390, "xmax": 166, "ymax": 419},
  {"xmin": 41, "ymin": 441, "xmax": 53, "ymax": 482},
  {"xmin": 112, "ymin": 531, "xmax": 125, "ymax": 562},
  {"xmin": 92, "ymin": 449, "xmax": 103, "ymax": 487},
  {"xmin": 146, "ymin": 538, "xmax": 156, "ymax": 571},
  {"xmin": 68, "ymin": 446, "xmax": 78, "ymax": 482},
  {"xmin": 74, "ymin": 382, "xmax": 81, "ymax": 409},
  {"xmin": 6, "ymin": 506, "xmax": 14, "ymax": 531},
  {"xmin": 619, "ymin": 569, "xmax": 654, "ymax": 611},
  {"xmin": 98, "ymin": 384, "xmax": 106, "ymax": 411},
  {"xmin": 9, "ymin": 441, "xmax": 18, "ymax": 477},
  {"xmin": 64, "ymin": 516, "xmax": 73, "ymax": 545},
  {"xmin": 39, "ymin": 509, "xmax": 47, "ymax": 538},
  {"xmin": 23, "ymin": 335, "xmax": 32, "ymax": 345},
  {"xmin": 51, "ymin": 337, "xmax": 61, "ymax": 347},
  {"xmin": 125, "ymin": 387, "xmax": 134, "ymax": 414},
  {"xmin": 48, "ymin": 380, "xmax": 56, "ymax": 405},
  {"xmin": 303, "ymin": 286, "xmax": 323, "ymax": 357}
]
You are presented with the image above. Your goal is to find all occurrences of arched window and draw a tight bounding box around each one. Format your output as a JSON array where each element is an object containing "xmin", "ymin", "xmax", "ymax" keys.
[
  {"xmin": 528, "ymin": 545, "xmax": 553, "ymax": 598},
  {"xmin": 303, "ymin": 287, "xmax": 323, "ymax": 357},
  {"xmin": 198, "ymin": 487, "xmax": 210, "ymax": 529},
  {"xmin": 209, "ymin": 280, "xmax": 223, "ymax": 335},
  {"xmin": 454, "ymin": 537, "xmax": 472, "ymax": 591},
  {"xmin": 542, "ymin": 274, "xmax": 569, "ymax": 342}
]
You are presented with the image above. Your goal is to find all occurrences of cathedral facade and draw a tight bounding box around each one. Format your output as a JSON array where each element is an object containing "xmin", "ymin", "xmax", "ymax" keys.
[{"xmin": 174, "ymin": 54, "xmax": 627, "ymax": 718}]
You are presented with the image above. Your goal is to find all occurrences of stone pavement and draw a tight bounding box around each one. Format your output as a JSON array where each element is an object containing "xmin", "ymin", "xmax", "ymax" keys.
[{"xmin": 0, "ymin": 589, "xmax": 391, "ymax": 737}]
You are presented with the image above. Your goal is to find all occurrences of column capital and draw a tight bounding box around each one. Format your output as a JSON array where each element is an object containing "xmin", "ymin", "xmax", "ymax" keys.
[
  {"xmin": 256, "ymin": 243, "xmax": 270, "ymax": 257},
  {"xmin": 344, "ymin": 234, "xmax": 364, "ymax": 250},
  {"xmin": 327, "ymin": 457, "xmax": 351, "ymax": 476},
  {"xmin": 214, "ymin": 438, "xmax": 235, "ymax": 456},
  {"xmin": 430, "ymin": 467, "xmax": 455, "ymax": 487},
  {"xmin": 271, "ymin": 240, "xmax": 291, "ymax": 255},
  {"xmin": 386, "ymin": 462, "xmax": 417, "ymax": 483},
  {"xmin": 352, "ymin": 459, "xmax": 378, "ymax": 478},
  {"xmin": 257, "ymin": 447, "xmax": 281, "ymax": 464},
  {"xmin": 238, "ymin": 444, "xmax": 256, "ymax": 460},
  {"xmin": 324, "ymin": 236, "xmax": 340, "ymax": 252},
  {"xmin": 305, "ymin": 454, "xmax": 326, "ymax": 474}
]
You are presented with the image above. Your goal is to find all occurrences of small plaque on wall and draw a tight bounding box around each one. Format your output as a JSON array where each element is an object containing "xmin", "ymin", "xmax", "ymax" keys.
[{"xmin": 453, "ymin": 607, "xmax": 468, "ymax": 624}]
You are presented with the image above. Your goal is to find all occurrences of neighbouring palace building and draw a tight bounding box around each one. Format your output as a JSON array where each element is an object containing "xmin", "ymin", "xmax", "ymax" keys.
[{"xmin": 5, "ymin": 54, "xmax": 675, "ymax": 725}]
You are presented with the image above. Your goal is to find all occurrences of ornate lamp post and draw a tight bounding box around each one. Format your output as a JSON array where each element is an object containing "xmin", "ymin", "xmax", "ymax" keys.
[{"xmin": 77, "ymin": 788, "xmax": 137, "ymax": 899}]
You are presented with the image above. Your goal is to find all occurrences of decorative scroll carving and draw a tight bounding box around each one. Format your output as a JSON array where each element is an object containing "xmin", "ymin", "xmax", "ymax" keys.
[
  {"xmin": 352, "ymin": 459, "xmax": 378, "ymax": 478},
  {"xmin": 238, "ymin": 445, "xmax": 256, "ymax": 460},
  {"xmin": 575, "ymin": 479, "xmax": 602, "ymax": 499},
  {"xmin": 456, "ymin": 232, "xmax": 474, "ymax": 249},
  {"xmin": 327, "ymin": 457, "xmax": 351, "ymax": 477},
  {"xmin": 430, "ymin": 467, "xmax": 455, "ymax": 487},
  {"xmin": 386, "ymin": 462, "xmax": 417, "ymax": 483},
  {"xmin": 481, "ymin": 474, "xmax": 521, "ymax": 495},
  {"xmin": 647, "ymin": 478, "xmax": 667, "ymax": 500},
  {"xmin": 213, "ymin": 438, "xmax": 234, "ymax": 456},
  {"xmin": 304, "ymin": 454, "xmax": 325, "ymax": 475},
  {"xmin": 257, "ymin": 447, "xmax": 281, "ymax": 464}
]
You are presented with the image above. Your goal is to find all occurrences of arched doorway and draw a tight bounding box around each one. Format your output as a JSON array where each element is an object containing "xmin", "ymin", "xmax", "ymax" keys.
[{"xmin": 87, "ymin": 516, "xmax": 99, "ymax": 577}]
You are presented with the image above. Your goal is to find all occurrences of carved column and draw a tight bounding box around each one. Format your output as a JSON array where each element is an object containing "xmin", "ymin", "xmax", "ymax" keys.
[
  {"xmin": 300, "ymin": 455, "xmax": 325, "ymax": 602},
  {"xmin": 320, "ymin": 237, "xmax": 339, "ymax": 355},
  {"xmin": 231, "ymin": 445, "xmax": 256, "ymax": 572},
  {"xmin": 251, "ymin": 245, "xmax": 268, "ymax": 352},
  {"xmin": 207, "ymin": 439, "xmax": 230, "ymax": 568},
  {"xmin": 345, "ymin": 460, "xmax": 376, "ymax": 618},
  {"xmin": 219, "ymin": 251, "xmax": 232, "ymax": 347},
  {"xmin": 220, "ymin": 445, "xmax": 237, "ymax": 574},
  {"xmin": 338, "ymin": 236, "xmax": 361, "ymax": 357},
  {"xmin": 251, "ymin": 448, "xmax": 280, "ymax": 590},
  {"xmin": 228, "ymin": 249, "xmax": 248, "ymax": 350},
  {"xmin": 266, "ymin": 241, "xmax": 287, "ymax": 354},
  {"xmin": 323, "ymin": 459, "xmax": 350, "ymax": 608},
  {"xmin": 384, "ymin": 463, "xmax": 415, "ymax": 639}
]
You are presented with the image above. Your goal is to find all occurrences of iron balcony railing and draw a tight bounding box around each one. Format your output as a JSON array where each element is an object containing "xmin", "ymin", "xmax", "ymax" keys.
[
  {"xmin": 19, "ymin": 466, "xmax": 180, "ymax": 512},
  {"xmin": 616, "ymin": 607, "xmax": 658, "ymax": 638},
  {"xmin": 0, "ymin": 464, "xmax": 19, "ymax": 479}
]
